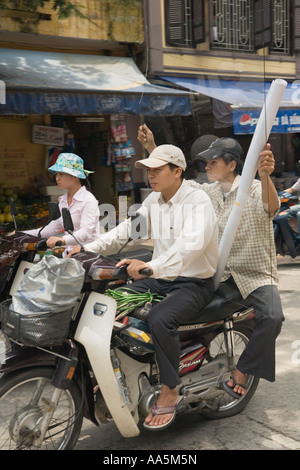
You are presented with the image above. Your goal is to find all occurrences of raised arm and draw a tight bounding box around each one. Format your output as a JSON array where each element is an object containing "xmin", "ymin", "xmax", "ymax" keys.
[
  {"xmin": 137, "ymin": 124, "xmax": 157, "ymax": 154},
  {"xmin": 258, "ymin": 143, "xmax": 280, "ymax": 215}
]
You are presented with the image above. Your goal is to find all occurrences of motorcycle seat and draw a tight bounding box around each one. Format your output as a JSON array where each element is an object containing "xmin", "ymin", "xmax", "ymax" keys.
[
  {"xmin": 124, "ymin": 283, "xmax": 253, "ymax": 351},
  {"xmin": 133, "ymin": 281, "xmax": 252, "ymax": 325},
  {"xmin": 181, "ymin": 281, "xmax": 252, "ymax": 325}
]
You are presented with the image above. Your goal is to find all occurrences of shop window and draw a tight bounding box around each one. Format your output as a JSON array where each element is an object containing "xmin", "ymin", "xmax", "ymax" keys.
[{"xmin": 165, "ymin": 0, "xmax": 205, "ymax": 47}]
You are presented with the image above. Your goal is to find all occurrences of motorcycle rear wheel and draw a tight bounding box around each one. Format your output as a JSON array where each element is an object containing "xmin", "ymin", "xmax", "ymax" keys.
[
  {"xmin": 0, "ymin": 367, "xmax": 83, "ymax": 450},
  {"xmin": 200, "ymin": 326, "xmax": 259, "ymax": 419}
]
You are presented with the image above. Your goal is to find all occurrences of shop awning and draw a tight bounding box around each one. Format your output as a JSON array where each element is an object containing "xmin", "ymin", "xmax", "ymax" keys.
[
  {"xmin": 0, "ymin": 49, "xmax": 192, "ymax": 116},
  {"xmin": 159, "ymin": 76, "xmax": 300, "ymax": 109}
]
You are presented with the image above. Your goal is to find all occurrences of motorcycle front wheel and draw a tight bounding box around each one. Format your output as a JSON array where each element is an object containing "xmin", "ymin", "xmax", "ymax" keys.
[
  {"xmin": 200, "ymin": 326, "xmax": 260, "ymax": 420},
  {"xmin": 0, "ymin": 367, "xmax": 83, "ymax": 450}
]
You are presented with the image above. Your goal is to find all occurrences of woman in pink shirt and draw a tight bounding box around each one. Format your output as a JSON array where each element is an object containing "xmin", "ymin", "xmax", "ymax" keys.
[{"xmin": 24, "ymin": 153, "xmax": 100, "ymax": 254}]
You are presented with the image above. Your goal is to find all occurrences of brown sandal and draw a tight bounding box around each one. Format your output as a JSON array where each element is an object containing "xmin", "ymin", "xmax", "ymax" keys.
[
  {"xmin": 143, "ymin": 397, "xmax": 183, "ymax": 431},
  {"xmin": 221, "ymin": 375, "xmax": 247, "ymax": 399}
]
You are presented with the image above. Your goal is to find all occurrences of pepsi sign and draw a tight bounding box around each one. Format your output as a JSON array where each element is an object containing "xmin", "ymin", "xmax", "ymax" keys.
[{"xmin": 233, "ymin": 109, "xmax": 300, "ymax": 134}]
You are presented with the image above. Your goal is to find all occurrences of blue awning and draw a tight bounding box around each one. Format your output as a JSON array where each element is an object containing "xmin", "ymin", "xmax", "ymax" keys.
[
  {"xmin": 0, "ymin": 49, "xmax": 192, "ymax": 116},
  {"xmin": 159, "ymin": 76, "xmax": 300, "ymax": 109}
]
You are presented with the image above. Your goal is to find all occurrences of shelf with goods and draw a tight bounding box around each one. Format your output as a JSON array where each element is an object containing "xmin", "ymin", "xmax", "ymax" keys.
[
  {"xmin": 113, "ymin": 144, "xmax": 135, "ymax": 193},
  {"xmin": 110, "ymin": 114, "xmax": 135, "ymax": 196}
]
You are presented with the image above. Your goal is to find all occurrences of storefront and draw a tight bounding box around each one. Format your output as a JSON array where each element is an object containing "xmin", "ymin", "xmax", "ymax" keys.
[
  {"xmin": 0, "ymin": 48, "xmax": 192, "ymax": 231},
  {"xmin": 158, "ymin": 75, "xmax": 300, "ymax": 189}
]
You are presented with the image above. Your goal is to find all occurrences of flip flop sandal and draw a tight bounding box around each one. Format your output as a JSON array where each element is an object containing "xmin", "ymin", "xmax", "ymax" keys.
[
  {"xmin": 220, "ymin": 375, "xmax": 247, "ymax": 399},
  {"xmin": 143, "ymin": 396, "xmax": 183, "ymax": 432}
]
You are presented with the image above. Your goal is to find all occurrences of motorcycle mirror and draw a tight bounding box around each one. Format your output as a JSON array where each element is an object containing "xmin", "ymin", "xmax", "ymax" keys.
[
  {"xmin": 115, "ymin": 209, "xmax": 147, "ymax": 261},
  {"xmin": 128, "ymin": 209, "xmax": 138, "ymax": 240},
  {"xmin": 37, "ymin": 202, "xmax": 62, "ymax": 237},
  {"xmin": 61, "ymin": 207, "xmax": 84, "ymax": 252},
  {"xmin": 10, "ymin": 198, "xmax": 18, "ymax": 217},
  {"xmin": 128, "ymin": 209, "xmax": 147, "ymax": 241},
  {"xmin": 48, "ymin": 201, "xmax": 61, "ymax": 222},
  {"xmin": 62, "ymin": 207, "xmax": 74, "ymax": 233},
  {"xmin": 10, "ymin": 198, "xmax": 18, "ymax": 231}
]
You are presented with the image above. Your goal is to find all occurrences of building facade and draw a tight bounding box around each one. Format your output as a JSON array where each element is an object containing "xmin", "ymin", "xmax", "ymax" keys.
[
  {"xmin": 141, "ymin": 0, "xmax": 300, "ymax": 187},
  {"xmin": 0, "ymin": 0, "xmax": 189, "ymax": 212}
]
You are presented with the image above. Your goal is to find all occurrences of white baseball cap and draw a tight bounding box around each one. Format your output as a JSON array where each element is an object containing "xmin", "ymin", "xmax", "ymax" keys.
[{"xmin": 135, "ymin": 144, "xmax": 187, "ymax": 171}]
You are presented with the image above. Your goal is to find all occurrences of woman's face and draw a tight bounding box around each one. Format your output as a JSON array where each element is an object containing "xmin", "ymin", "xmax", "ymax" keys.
[{"xmin": 55, "ymin": 172, "xmax": 78, "ymax": 190}]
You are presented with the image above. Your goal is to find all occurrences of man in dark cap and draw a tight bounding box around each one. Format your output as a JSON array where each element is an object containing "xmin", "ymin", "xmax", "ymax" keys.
[
  {"xmin": 190, "ymin": 134, "xmax": 219, "ymax": 183},
  {"xmin": 137, "ymin": 124, "xmax": 284, "ymax": 400}
]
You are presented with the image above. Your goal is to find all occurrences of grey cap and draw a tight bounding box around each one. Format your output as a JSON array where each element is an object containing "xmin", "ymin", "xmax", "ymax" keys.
[
  {"xmin": 197, "ymin": 137, "xmax": 243, "ymax": 161},
  {"xmin": 191, "ymin": 135, "xmax": 218, "ymax": 160}
]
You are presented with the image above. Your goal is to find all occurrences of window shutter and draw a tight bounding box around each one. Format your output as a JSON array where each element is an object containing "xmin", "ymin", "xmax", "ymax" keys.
[
  {"xmin": 254, "ymin": 0, "xmax": 272, "ymax": 49},
  {"xmin": 192, "ymin": 0, "xmax": 205, "ymax": 45},
  {"xmin": 295, "ymin": 0, "xmax": 300, "ymax": 51},
  {"xmin": 165, "ymin": 0, "xmax": 185, "ymax": 46}
]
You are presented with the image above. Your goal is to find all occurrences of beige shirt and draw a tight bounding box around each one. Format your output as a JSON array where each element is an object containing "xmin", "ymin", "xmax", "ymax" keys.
[
  {"xmin": 188, "ymin": 176, "xmax": 279, "ymax": 298},
  {"xmin": 85, "ymin": 180, "xmax": 218, "ymax": 280}
]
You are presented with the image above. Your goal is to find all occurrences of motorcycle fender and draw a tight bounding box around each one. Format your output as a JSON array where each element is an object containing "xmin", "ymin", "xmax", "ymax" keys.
[
  {"xmin": 74, "ymin": 291, "xmax": 140, "ymax": 438},
  {"xmin": 9, "ymin": 260, "xmax": 34, "ymax": 296},
  {"xmin": 0, "ymin": 346, "xmax": 56, "ymax": 373}
]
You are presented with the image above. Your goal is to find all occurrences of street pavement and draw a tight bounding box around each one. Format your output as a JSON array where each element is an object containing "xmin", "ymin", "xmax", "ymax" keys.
[{"xmin": 74, "ymin": 256, "xmax": 300, "ymax": 451}]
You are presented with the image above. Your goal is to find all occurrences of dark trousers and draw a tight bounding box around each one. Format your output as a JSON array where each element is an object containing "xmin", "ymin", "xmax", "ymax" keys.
[
  {"xmin": 127, "ymin": 276, "xmax": 214, "ymax": 389},
  {"xmin": 223, "ymin": 280, "xmax": 285, "ymax": 382}
]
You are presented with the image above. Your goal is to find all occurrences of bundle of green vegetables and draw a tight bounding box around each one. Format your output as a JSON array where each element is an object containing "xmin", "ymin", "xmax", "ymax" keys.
[{"xmin": 105, "ymin": 287, "xmax": 164, "ymax": 321}]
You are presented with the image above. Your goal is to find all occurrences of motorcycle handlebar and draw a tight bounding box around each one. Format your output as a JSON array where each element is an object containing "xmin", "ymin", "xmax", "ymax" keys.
[
  {"xmin": 35, "ymin": 239, "xmax": 63, "ymax": 252},
  {"xmin": 138, "ymin": 268, "xmax": 152, "ymax": 277},
  {"xmin": 91, "ymin": 264, "xmax": 152, "ymax": 281},
  {"xmin": 35, "ymin": 240, "xmax": 47, "ymax": 251},
  {"xmin": 113, "ymin": 264, "xmax": 152, "ymax": 280}
]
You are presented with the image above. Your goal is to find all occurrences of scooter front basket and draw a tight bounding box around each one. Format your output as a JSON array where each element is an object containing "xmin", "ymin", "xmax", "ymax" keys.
[{"xmin": 0, "ymin": 299, "xmax": 73, "ymax": 347}]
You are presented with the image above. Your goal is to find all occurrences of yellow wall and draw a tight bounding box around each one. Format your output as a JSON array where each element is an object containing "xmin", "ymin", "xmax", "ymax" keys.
[
  {"xmin": 162, "ymin": 53, "xmax": 296, "ymax": 81},
  {"xmin": 0, "ymin": 0, "xmax": 144, "ymax": 44},
  {"xmin": 0, "ymin": 115, "xmax": 49, "ymax": 192}
]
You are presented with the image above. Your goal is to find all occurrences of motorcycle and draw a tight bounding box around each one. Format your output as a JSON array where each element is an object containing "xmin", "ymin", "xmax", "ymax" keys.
[
  {"xmin": 0, "ymin": 209, "xmax": 259, "ymax": 450},
  {"xmin": 273, "ymin": 190, "xmax": 300, "ymax": 258}
]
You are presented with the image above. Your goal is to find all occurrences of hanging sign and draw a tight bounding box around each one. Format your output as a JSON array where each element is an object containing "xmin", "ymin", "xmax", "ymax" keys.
[{"xmin": 32, "ymin": 125, "xmax": 64, "ymax": 146}]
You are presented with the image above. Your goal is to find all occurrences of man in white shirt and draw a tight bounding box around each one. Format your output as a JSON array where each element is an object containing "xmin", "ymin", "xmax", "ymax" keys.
[{"xmin": 70, "ymin": 144, "xmax": 218, "ymax": 431}]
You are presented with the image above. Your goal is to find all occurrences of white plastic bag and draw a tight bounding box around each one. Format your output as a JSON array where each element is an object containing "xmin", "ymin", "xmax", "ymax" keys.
[{"xmin": 12, "ymin": 255, "xmax": 85, "ymax": 315}]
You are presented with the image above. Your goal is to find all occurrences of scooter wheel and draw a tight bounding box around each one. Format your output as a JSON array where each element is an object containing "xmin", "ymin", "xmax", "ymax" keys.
[
  {"xmin": 0, "ymin": 367, "xmax": 83, "ymax": 450},
  {"xmin": 200, "ymin": 326, "xmax": 259, "ymax": 420}
]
